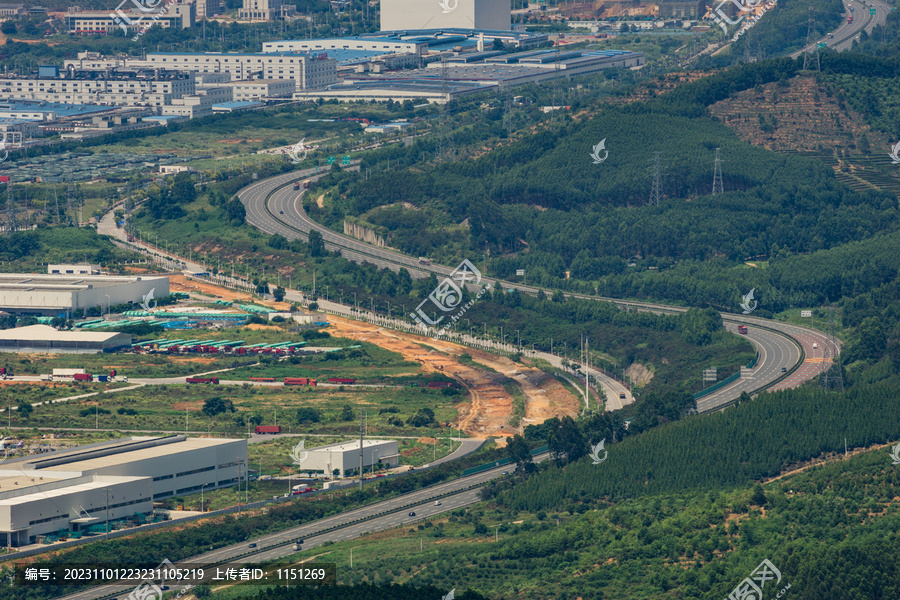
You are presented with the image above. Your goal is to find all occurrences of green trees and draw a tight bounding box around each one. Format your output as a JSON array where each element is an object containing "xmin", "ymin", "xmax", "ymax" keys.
[
  {"xmin": 505, "ymin": 434, "xmax": 535, "ymax": 475},
  {"xmin": 546, "ymin": 416, "xmax": 587, "ymax": 467},
  {"xmin": 201, "ymin": 397, "xmax": 235, "ymax": 417}
]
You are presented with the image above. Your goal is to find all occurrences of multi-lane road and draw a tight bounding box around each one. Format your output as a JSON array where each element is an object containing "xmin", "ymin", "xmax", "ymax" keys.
[
  {"xmin": 237, "ymin": 169, "xmax": 834, "ymax": 412},
  {"xmin": 57, "ymin": 459, "xmax": 528, "ymax": 600},
  {"xmin": 791, "ymin": 0, "xmax": 891, "ymax": 56}
]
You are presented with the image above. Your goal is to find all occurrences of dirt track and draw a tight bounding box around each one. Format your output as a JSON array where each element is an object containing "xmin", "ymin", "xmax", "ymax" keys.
[{"xmin": 328, "ymin": 317, "xmax": 579, "ymax": 439}]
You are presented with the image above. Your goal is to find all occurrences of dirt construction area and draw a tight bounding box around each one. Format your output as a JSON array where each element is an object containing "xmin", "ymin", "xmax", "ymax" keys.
[{"xmin": 328, "ymin": 316, "xmax": 579, "ymax": 439}]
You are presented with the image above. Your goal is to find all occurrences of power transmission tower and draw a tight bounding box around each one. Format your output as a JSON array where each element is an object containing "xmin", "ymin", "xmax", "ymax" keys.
[
  {"xmin": 502, "ymin": 87, "xmax": 514, "ymax": 137},
  {"xmin": 5, "ymin": 180, "xmax": 15, "ymax": 233},
  {"xmin": 820, "ymin": 305, "xmax": 844, "ymax": 391},
  {"xmin": 65, "ymin": 176, "xmax": 76, "ymax": 227},
  {"xmin": 712, "ymin": 148, "xmax": 724, "ymax": 195},
  {"xmin": 803, "ymin": 0, "xmax": 820, "ymax": 71},
  {"xmin": 649, "ymin": 151, "xmax": 663, "ymax": 206},
  {"xmin": 435, "ymin": 56, "xmax": 453, "ymax": 161},
  {"xmin": 51, "ymin": 186, "xmax": 61, "ymax": 225}
]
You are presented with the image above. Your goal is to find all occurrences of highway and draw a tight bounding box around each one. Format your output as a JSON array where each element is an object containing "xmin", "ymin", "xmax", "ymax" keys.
[
  {"xmin": 791, "ymin": 0, "xmax": 890, "ymax": 56},
  {"xmin": 237, "ymin": 170, "xmax": 833, "ymax": 411},
  {"xmin": 56, "ymin": 459, "xmax": 529, "ymax": 600}
]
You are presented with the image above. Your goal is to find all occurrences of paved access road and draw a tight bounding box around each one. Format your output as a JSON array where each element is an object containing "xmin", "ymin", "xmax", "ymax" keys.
[{"xmin": 238, "ymin": 170, "xmax": 833, "ymax": 411}]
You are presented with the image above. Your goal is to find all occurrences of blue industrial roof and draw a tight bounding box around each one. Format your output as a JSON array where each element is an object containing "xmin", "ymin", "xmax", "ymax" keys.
[
  {"xmin": 213, "ymin": 101, "xmax": 264, "ymax": 109},
  {"xmin": 0, "ymin": 100, "xmax": 111, "ymax": 118}
]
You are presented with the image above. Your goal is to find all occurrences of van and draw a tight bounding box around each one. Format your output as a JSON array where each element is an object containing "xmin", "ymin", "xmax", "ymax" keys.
[{"xmin": 813, "ymin": 343, "xmax": 818, "ymax": 349}]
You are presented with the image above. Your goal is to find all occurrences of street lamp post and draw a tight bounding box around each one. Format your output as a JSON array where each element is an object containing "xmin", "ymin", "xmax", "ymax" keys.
[
  {"xmin": 105, "ymin": 295, "xmax": 110, "ymax": 316},
  {"xmin": 201, "ymin": 483, "xmax": 208, "ymax": 512}
]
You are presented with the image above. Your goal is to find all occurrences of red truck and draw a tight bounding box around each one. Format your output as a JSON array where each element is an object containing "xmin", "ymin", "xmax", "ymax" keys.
[
  {"xmin": 255, "ymin": 425, "xmax": 281, "ymax": 434},
  {"xmin": 249, "ymin": 377, "xmax": 276, "ymax": 382},
  {"xmin": 186, "ymin": 377, "xmax": 219, "ymax": 384},
  {"xmin": 73, "ymin": 373, "xmax": 93, "ymax": 382},
  {"xmin": 848, "ymin": 15, "xmax": 853, "ymax": 23},
  {"xmin": 737, "ymin": 325, "xmax": 749, "ymax": 334},
  {"xmin": 284, "ymin": 377, "xmax": 317, "ymax": 386},
  {"xmin": 327, "ymin": 377, "xmax": 355, "ymax": 384}
]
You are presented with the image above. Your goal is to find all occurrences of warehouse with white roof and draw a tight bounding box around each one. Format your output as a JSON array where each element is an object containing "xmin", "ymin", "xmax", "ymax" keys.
[{"xmin": 0, "ymin": 435, "xmax": 247, "ymax": 547}]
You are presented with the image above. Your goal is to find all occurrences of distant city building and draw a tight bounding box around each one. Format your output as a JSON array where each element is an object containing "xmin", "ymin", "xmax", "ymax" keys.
[
  {"xmin": 239, "ymin": 0, "xmax": 296, "ymax": 20},
  {"xmin": 380, "ymin": 0, "xmax": 511, "ymax": 32},
  {"xmin": 0, "ymin": 3, "xmax": 24, "ymax": 17},
  {"xmin": 64, "ymin": 2, "xmax": 195, "ymax": 35},
  {"xmin": 658, "ymin": 0, "xmax": 705, "ymax": 19},
  {"xmin": 186, "ymin": 0, "xmax": 222, "ymax": 18}
]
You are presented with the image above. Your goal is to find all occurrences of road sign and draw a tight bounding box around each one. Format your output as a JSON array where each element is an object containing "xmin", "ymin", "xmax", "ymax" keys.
[
  {"xmin": 817, "ymin": 42, "xmax": 828, "ymax": 48},
  {"xmin": 703, "ymin": 368, "xmax": 717, "ymax": 382},
  {"xmin": 801, "ymin": 310, "xmax": 812, "ymax": 317},
  {"xmin": 870, "ymin": 7, "xmax": 876, "ymax": 14},
  {"xmin": 342, "ymin": 156, "xmax": 351, "ymax": 165},
  {"xmin": 327, "ymin": 156, "xmax": 335, "ymax": 165},
  {"xmin": 516, "ymin": 269, "xmax": 525, "ymax": 276}
]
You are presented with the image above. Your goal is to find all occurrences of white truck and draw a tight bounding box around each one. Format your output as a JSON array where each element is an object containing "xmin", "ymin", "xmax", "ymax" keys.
[
  {"xmin": 52, "ymin": 368, "xmax": 86, "ymax": 378},
  {"xmin": 40, "ymin": 374, "xmax": 53, "ymax": 382}
]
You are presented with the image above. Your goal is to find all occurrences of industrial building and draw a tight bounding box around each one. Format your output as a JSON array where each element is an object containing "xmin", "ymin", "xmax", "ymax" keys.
[
  {"xmin": 380, "ymin": 0, "xmax": 512, "ymax": 31},
  {"xmin": 141, "ymin": 52, "xmax": 338, "ymax": 91},
  {"xmin": 0, "ymin": 325, "xmax": 132, "ymax": 354},
  {"xmin": 0, "ymin": 435, "xmax": 247, "ymax": 547},
  {"xmin": 48, "ymin": 264, "xmax": 101, "ymax": 276},
  {"xmin": 0, "ymin": 274, "xmax": 169, "ymax": 317},
  {"xmin": 0, "ymin": 67, "xmax": 197, "ymax": 108},
  {"xmin": 294, "ymin": 49, "xmax": 644, "ymax": 102},
  {"xmin": 298, "ymin": 440, "xmax": 399, "ymax": 478}
]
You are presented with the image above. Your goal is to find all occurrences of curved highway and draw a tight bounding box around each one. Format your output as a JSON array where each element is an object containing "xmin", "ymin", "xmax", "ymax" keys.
[
  {"xmin": 238, "ymin": 170, "xmax": 834, "ymax": 412},
  {"xmin": 791, "ymin": 0, "xmax": 890, "ymax": 57}
]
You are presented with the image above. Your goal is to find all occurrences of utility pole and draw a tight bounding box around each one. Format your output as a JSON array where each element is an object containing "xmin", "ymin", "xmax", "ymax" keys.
[{"xmin": 359, "ymin": 409, "xmax": 364, "ymax": 492}]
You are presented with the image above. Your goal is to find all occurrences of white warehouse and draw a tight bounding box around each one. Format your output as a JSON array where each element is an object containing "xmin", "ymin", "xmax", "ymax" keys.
[
  {"xmin": 0, "ymin": 274, "xmax": 169, "ymax": 317},
  {"xmin": 298, "ymin": 439, "xmax": 399, "ymax": 478},
  {"xmin": 0, "ymin": 435, "xmax": 247, "ymax": 547}
]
